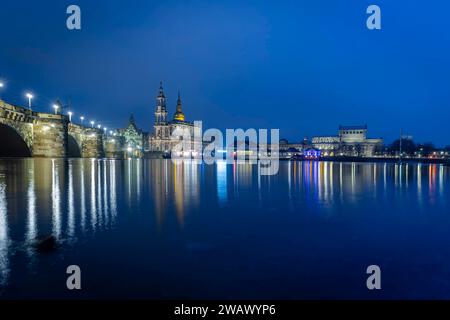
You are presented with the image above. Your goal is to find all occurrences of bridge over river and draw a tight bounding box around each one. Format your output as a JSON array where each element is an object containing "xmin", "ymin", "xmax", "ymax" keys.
[{"xmin": 0, "ymin": 99, "xmax": 105, "ymax": 158}]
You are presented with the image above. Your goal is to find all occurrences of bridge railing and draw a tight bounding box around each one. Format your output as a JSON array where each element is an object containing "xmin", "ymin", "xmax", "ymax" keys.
[
  {"xmin": 1, "ymin": 99, "xmax": 70, "ymax": 122},
  {"xmin": 0, "ymin": 99, "xmax": 30, "ymax": 114}
]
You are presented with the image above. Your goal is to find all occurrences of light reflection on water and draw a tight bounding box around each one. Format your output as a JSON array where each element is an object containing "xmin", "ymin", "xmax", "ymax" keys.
[
  {"xmin": 0, "ymin": 159, "xmax": 449, "ymax": 299},
  {"xmin": 0, "ymin": 174, "xmax": 9, "ymax": 287}
]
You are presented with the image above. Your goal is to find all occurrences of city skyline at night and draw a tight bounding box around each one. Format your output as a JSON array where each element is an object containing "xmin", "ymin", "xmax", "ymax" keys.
[
  {"xmin": 3, "ymin": 0, "xmax": 450, "ymax": 312},
  {"xmin": 1, "ymin": 1, "xmax": 449, "ymax": 146}
]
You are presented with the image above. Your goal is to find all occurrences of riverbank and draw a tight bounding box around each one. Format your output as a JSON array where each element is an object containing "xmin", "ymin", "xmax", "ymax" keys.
[{"xmin": 290, "ymin": 156, "xmax": 449, "ymax": 165}]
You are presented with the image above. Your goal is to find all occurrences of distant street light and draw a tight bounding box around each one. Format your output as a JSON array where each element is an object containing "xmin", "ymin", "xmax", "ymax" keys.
[
  {"xmin": 25, "ymin": 92, "xmax": 33, "ymax": 110},
  {"xmin": 68, "ymin": 111, "xmax": 73, "ymax": 122},
  {"xmin": 80, "ymin": 116, "xmax": 85, "ymax": 125},
  {"xmin": 0, "ymin": 82, "xmax": 4, "ymax": 99},
  {"xmin": 53, "ymin": 104, "xmax": 59, "ymax": 114},
  {"xmin": 97, "ymin": 124, "xmax": 101, "ymax": 129},
  {"xmin": 90, "ymin": 120, "xmax": 95, "ymax": 128}
]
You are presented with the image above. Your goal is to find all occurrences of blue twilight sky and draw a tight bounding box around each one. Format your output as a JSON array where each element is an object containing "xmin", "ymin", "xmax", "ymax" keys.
[{"xmin": 0, "ymin": 0, "xmax": 449, "ymax": 145}]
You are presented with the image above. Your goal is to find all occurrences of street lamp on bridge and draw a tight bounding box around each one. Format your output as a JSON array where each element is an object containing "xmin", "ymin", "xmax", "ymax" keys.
[
  {"xmin": 68, "ymin": 111, "xmax": 73, "ymax": 122},
  {"xmin": 80, "ymin": 116, "xmax": 85, "ymax": 125},
  {"xmin": 53, "ymin": 104, "xmax": 59, "ymax": 114},
  {"xmin": 0, "ymin": 82, "xmax": 4, "ymax": 99},
  {"xmin": 90, "ymin": 120, "xmax": 95, "ymax": 128},
  {"xmin": 25, "ymin": 92, "xmax": 33, "ymax": 110}
]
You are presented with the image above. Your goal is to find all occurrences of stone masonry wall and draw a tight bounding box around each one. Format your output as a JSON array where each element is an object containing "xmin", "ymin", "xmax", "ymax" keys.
[
  {"xmin": 81, "ymin": 129, "xmax": 105, "ymax": 158},
  {"xmin": 32, "ymin": 115, "xmax": 68, "ymax": 157}
]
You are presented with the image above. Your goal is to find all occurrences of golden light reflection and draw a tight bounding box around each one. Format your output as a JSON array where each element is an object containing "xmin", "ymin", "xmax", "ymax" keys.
[{"xmin": 173, "ymin": 160, "xmax": 185, "ymax": 226}]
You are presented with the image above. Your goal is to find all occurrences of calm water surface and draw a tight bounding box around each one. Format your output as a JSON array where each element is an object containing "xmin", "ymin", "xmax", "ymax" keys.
[{"xmin": 0, "ymin": 158, "xmax": 450, "ymax": 299}]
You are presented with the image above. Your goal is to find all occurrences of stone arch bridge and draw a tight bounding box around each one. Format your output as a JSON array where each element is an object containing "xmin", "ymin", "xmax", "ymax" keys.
[{"xmin": 0, "ymin": 99, "xmax": 105, "ymax": 158}]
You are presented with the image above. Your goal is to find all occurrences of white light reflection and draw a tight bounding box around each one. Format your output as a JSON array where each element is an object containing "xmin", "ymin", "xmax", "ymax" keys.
[
  {"xmin": 97, "ymin": 160, "xmax": 103, "ymax": 228},
  {"xmin": 217, "ymin": 160, "xmax": 227, "ymax": 204},
  {"xmin": 26, "ymin": 164, "xmax": 37, "ymax": 264},
  {"xmin": 0, "ymin": 179, "xmax": 10, "ymax": 286},
  {"xmin": 68, "ymin": 161, "xmax": 75, "ymax": 239},
  {"xmin": 110, "ymin": 160, "xmax": 117, "ymax": 224},
  {"xmin": 103, "ymin": 161, "xmax": 109, "ymax": 228},
  {"xmin": 80, "ymin": 160, "xmax": 86, "ymax": 233},
  {"xmin": 90, "ymin": 159, "xmax": 97, "ymax": 232},
  {"xmin": 52, "ymin": 160, "xmax": 61, "ymax": 239}
]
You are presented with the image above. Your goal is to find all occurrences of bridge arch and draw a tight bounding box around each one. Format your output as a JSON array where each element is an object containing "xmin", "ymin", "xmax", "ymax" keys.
[
  {"xmin": 0, "ymin": 123, "xmax": 32, "ymax": 157},
  {"xmin": 67, "ymin": 134, "xmax": 82, "ymax": 158}
]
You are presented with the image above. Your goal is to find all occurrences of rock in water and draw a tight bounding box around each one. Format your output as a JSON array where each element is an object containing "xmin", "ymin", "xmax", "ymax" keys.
[{"xmin": 35, "ymin": 235, "xmax": 57, "ymax": 252}]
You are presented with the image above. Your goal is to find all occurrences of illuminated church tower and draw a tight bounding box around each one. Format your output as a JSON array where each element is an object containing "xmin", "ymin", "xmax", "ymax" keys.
[
  {"xmin": 149, "ymin": 81, "xmax": 199, "ymax": 155},
  {"xmin": 154, "ymin": 81, "xmax": 169, "ymax": 141}
]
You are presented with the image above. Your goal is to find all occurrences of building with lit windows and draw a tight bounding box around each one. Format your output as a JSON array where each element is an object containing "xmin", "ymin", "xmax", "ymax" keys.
[
  {"xmin": 311, "ymin": 125, "xmax": 383, "ymax": 157},
  {"xmin": 115, "ymin": 114, "xmax": 148, "ymax": 157},
  {"xmin": 148, "ymin": 82, "xmax": 201, "ymax": 157}
]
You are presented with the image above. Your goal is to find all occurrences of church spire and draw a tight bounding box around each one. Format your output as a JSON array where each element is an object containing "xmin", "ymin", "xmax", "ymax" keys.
[
  {"xmin": 177, "ymin": 90, "xmax": 182, "ymax": 110},
  {"xmin": 129, "ymin": 113, "xmax": 136, "ymax": 126},
  {"xmin": 173, "ymin": 90, "xmax": 185, "ymax": 122},
  {"xmin": 158, "ymin": 81, "xmax": 165, "ymax": 98}
]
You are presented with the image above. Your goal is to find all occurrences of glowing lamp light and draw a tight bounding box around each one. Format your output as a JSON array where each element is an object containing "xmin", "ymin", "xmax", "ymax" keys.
[
  {"xmin": 25, "ymin": 92, "xmax": 34, "ymax": 109},
  {"xmin": 68, "ymin": 111, "xmax": 73, "ymax": 122},
  {"xmin": 90, "ymin": 121, "xmax": 95, "ymax": 128},
  {"xmin": 127, "ymin": 147, "xmax": 132, "ymax": 152},
  {"xmin": 53, "ymin": 104, "xmax": 59, "ymax": 114}
]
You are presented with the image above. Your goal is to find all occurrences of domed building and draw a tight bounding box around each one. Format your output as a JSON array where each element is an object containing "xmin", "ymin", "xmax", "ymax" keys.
[{"xmin": 173, "ymin": 92, "xmax": 185, "ymax": 122}]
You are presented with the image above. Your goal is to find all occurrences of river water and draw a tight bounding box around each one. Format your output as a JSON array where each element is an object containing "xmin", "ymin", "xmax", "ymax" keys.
[{"xmin": 0, "ymin": 158, "xmax": 449, "ymax": 299}]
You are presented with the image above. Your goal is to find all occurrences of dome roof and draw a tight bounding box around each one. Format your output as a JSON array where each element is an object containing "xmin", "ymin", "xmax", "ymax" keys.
[
  {"xmin": 173, "ymin": 91, "xmax": 185, "ymax": 122},
  {"xmin": 173, "ymin": 111, "xmax": 185, "ymax": 121}
]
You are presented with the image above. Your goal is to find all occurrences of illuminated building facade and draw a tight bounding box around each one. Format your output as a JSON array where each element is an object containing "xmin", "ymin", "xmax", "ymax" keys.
[
  {"xmin": 114, "ymin": 114, "xmax": 148, "ymax": 157},
  {"xmin": 148, "ymin": 82, "xmax": 201, "ymax": 156},
  {"xmin": 311, "ymin": 125, "xmax": 383, "ymax": 157}
]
